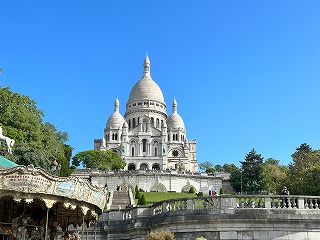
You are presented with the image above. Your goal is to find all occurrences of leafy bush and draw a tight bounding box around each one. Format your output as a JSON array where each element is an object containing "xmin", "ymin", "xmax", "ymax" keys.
[
  {"xmin": 189, "ymin": 187, "xmax": 195, "ymax": 194},
  {"xmin": 219, "ymin": 188, "xmax": 224, "ymax": 195},
  {"xmin": 146, "ymin": 230, "xmax": 175, "ymax": 240},
  {"xmin": 196, "ymin": 192, "xmax": 203, "ymax": 196},
  {"xmin": 139, "ymin": 195, "xmax": 147, "ymax": 205},
  {"xmin": 135, "ymin": 190, "xmax": 141, "ymax": 199}
]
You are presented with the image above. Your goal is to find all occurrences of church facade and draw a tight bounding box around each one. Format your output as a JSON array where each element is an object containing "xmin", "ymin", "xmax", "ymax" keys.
[{"xmin": 94, "ymin": 55, "xmax": 198, "ymax": 172}]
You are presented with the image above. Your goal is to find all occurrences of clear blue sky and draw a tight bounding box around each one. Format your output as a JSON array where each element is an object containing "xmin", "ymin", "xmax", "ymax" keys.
[{"xmin": 1, "ymin": 1, "xmax": 319, "ymax": 167}]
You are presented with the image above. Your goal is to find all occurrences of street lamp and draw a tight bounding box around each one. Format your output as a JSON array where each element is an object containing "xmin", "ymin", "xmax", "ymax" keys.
[{"xmin": 240, "ymin": 168, "xmax": 243, "ymax": 195}]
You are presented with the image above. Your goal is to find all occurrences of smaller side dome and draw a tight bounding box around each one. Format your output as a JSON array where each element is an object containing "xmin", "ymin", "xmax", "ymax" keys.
[
  {"xmin": 166, "ymin": 98, "xmax": 185, "ymax": 129},
  {"xmin": 106, "ymin": 97, "xmax": 125, "ymax": 129}
]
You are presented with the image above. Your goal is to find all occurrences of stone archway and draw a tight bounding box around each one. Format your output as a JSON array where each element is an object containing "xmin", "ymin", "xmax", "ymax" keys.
[
  {"xmin": 152, "ymin": 163, "xmax": 160, "ymax": 170},
  {"xmin": 128, "ymin": 163, "xmax": 136, "ymax": 171},
  {"xmin": 139, "ymin": 163, "xmax": 148, "ymax": 170},
  {"xmin": 182, "ymin": 184, "xmax": 196, "ymax": 193},
  {"xmin": 150, "ymin": 183, "xmax": 167, "ymax": 192}
]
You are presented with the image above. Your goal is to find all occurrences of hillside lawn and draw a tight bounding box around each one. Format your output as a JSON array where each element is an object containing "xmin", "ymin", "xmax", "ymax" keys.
[{"xmin": 135, "ymin": 192, "xmax": 198, "ymax": 205}]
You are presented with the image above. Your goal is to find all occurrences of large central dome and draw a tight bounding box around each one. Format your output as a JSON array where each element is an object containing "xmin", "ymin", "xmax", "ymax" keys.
[{"xmin": 127, "ymin": 55, "xmax": 165, "ymax": 104}]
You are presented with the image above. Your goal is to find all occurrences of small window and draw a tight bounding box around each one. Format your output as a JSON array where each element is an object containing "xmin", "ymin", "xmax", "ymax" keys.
[
  {"xmin": 133, "ymin": 103, "xmax": 136, "ymax": 106},
  {"xmin": 138, "ymin": 102, "xmax": 142, "ymax": 105},
  {"xmin": 156, "ymin": 103, "xmax": 159, "ymax": 106},
  {"xmin": 142, "ymin": 139, "xmax": 147, "ymax": 152}
]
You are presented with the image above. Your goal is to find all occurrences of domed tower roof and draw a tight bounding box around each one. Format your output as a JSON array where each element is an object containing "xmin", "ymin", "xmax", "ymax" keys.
[
  {"xmin": 127, "ymin": 54, "xmax": 165, "ymax": 104},
  {"xmin": 106, "ymin": 97, "xmax": 125, "ymax": 129},
  {"xmin": 167, "ymin": 98, "xmax": 185, "ymax": 129}
]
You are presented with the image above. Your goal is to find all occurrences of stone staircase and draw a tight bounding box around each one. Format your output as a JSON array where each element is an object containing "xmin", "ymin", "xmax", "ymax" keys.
[{"xmin": 109, "ymin": 190, "xmax": 131, "ymax": 210}]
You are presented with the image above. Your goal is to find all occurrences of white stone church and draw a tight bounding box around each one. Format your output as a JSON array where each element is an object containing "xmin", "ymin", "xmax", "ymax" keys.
[{"xmin": 94, "ymin": 55, "xmax": 198, "ymax": 172}]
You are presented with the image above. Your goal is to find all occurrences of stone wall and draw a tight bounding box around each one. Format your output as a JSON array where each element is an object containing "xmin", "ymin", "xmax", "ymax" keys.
[
  {"xmin": 73, "ymin": 170, "xmax": 224, "ymax": 194},
  {"xmin": 100, "ymin": 195, "xmax": 320, "ymax": 240}
]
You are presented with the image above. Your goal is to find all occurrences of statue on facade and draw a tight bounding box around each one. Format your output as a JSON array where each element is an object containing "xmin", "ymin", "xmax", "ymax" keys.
[{"xmin": 0, "ymin": 126, "xmax": 15, "ymax": 154}]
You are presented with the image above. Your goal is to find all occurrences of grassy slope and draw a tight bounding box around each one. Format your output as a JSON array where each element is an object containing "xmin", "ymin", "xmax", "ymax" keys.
[{"xmin": 136, "ymin": 192, "xmax": 197, "ymax": 205}]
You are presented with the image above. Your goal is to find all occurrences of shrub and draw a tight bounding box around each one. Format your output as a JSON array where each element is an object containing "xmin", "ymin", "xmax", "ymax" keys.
[
  {"xmin": 135, "ymin": 185, "xmax": 139, "ymax": 192},
  {"xmin": 219, "ymin": 188, "xmax": 224, "ymax": 195},
  {"xmin": 196, "ymin": 192, "xmax": 203, "ymax": 196},
  {"xmin": 135, "ymin": 190, "xmax": 141, "ymax": 199},
  {"xmin": 189, "ymin": 186, "xmax": 195, "ymax": 194},
  {"xmin": 146, "ymin": 230, "xmax": 175, "ymax": 240},
  {"xmin": 139, "ymin": 195, "xmax": 147, "ymax": 205}
]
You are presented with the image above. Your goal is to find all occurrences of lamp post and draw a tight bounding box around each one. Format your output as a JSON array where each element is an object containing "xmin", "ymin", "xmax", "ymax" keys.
[{"xmin": 240, "ymin": 168, "xmax": 243, "ymax": 195}]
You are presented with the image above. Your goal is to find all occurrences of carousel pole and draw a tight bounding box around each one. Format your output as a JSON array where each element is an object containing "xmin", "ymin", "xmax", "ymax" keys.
[
  {"xmin": 82, "ymin": 215, "xmax": 85, "ymax": 239},
  {"xmin": 44, "ymin": 208, "xmax": 49, "ymax": 240}
]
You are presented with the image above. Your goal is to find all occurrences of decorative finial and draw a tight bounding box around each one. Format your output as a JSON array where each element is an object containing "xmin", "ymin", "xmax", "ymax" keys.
[
  {"xmin": 143, "ymin": 53, "xmax": 150, "ymax": 76},
  {"xmin": 114, "ymin": 97, "xmax": 120, "ymax": 112},
  {"xmin": 172, "ymin": 98, "xmax": 177, "ymax": 113}
]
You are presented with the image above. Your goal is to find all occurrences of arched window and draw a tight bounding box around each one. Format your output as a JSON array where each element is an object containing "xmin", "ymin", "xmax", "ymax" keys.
[
  {"xmin": 173, "ymin": 134, "xmax": 175, "ymax": 141},
  {"xmin": 152, "ymin": 163, "xmax": 160, "ymax": 170},
  {"xmin": 128, "ymin": 163, "xmax": 136, "ymax": 171},
  {"xmin": 168, "ymin": 134, "xmax": 170, "ymax": 141},
  {"xmin": 161, "ymin": 120, "xmax": 164, "ymax": 128},
  {"xmin": 128, "ymin": 120, "xmax": 131, "ymax": 129},
  {"xmin": 112, "ymin": 133, "xmax": 115, "ymax": 140},
  {"xmin": 151, "ymin": 117, "xmax": 154, "ymax": 126},
  {"xmin": 133, "ymin": 118, "xmax": 136, "ymax": 128},
  {"xmin": 131, "ymin": 147, "xmax": 134, "ymax": 156},
  {"xmin": 115, "ymin": 133, "xmax": 118, "ymax": 140},
  {"xmin": 138, "ymin": 117, "xmax": 140, "ymax": 124},
  {"xmin": 107, "ymin": 134, "xmax": 109, "ymax": 141},
  {"xmin": 156, "ymin": 118, "xmax": 160, "ymax": 128},
  {"xmin": 140, "ymin": 163, "xmax": 148, "ymax": 170},
  {"xmin": 142, "ymin": 139, "xmax": 147, "ymax": 153}
]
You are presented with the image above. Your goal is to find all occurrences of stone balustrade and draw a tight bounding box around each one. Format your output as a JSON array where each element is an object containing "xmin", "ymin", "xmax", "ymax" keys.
[
  {"xmin": 101, "ymin": 195, "xmax": 320, "ymax": 240},
  {"xmin": 104, "ymin": 195, "xmax": 320, "ymax": 222}
]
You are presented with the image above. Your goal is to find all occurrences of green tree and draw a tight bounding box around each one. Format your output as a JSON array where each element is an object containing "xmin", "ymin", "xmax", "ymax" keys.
[
  {"xmin": 214, "ymin": 164, "xmax": 223, "ymax": 173},
  {"xmin": 139, "ymin": 195, "xmax": 147, "ymax": 205},
  {"xmin": 222, "ymin": 163, "xmax": 238, "ymax": 173},
  {"xmin": 199, "ymin": 161, "xmax": 213, "ymax": 172},
  {"xmin": 189, "ymin": 186, "xmax": 195, "ymax": 193},
  {"xmin": 260, "ymin": 158, "xmax": 287, "ymax": 194},
  {"xmin": 285, "ymin": 143, "xmax": 320, "ymax": 195},
  {"xmin": 0, "ymin": 87, "xmax": 71, "ymax": 175},
  {"xmin": 240, "ymin": 149, "xmax": 264, "ymax": 192},
  {"xmin": 223, "ymin": 164, "xmax": 241, "ymax": 193},
  {"xmin": 135, "ymin": 190, "xmax": 141, "ymax": 200},
  {"xmin": 72, "ymin": 150, "xmax": 126, "ymax": 170}
]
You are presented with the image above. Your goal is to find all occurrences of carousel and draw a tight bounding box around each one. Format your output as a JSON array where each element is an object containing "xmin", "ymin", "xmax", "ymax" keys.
[
  {"xmin": 0, "ymin": 160, "xmax": 107, "ymax": 240},
  {"xmin": 0, "ymin": 127, "xmax": 107, "ymax": 239}
]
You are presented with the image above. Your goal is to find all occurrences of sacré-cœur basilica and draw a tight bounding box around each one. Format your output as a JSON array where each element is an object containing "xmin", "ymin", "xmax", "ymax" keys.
[
  {"xmin": 94, "ymin": 54, "xmax": 198, "ymax": 173},
  {"xmin": 85, "ymin": 55, "xmax": 225, "ymax": 194}
]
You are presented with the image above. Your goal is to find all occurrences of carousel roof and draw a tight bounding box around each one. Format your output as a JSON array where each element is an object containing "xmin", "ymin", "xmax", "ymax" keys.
[{"xmin": 0, "ymin": 155, "xmax": 18, "ymax": 168}]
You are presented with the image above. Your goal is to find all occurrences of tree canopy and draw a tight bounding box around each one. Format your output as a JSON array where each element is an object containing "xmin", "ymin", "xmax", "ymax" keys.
[
  {"xmin": 240, "ymin": 148, "xmax": 264, "ymax": 192},
  {"xmin": 72, "ymin": 150, "xmax": 126, "ymax": 170},
  {"xmin": 285, "ymin": 143, "xmax": 320, "ymax": 195},
  {"xmin": 0, "ymin": 87, "xmax": 72, "ymax": 176}
]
